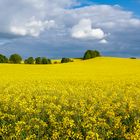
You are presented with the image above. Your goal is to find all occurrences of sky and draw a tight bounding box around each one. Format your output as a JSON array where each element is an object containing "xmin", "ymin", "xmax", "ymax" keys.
[{"xmin": 0, "ymin": 0, "xmax": 140, "ymax": 58}]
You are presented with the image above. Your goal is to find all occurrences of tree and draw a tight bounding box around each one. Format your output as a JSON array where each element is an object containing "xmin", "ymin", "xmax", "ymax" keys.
[
  {"xmin": 24, "ymin": 57, "xmax": 34, "ymax": 64},
  {"xmin": 41, "ymin": 57, "xmax": 52, "ymax": 64},
  {"xmin": 83, "ymin": 51, "xmax": 91, "ymax": 60},
  {"xmin": 47, "ymin": 59, "xmax": 52, "ymax": 64},
  {"xmin": 83, "ymin": 50, "xmax": 101, "ymax": 60},
  {"xmin": 130, "ymin": 57, "xmax": 136, "ymax": 59},
  {"xmin": 61, "ymin": 58, "xmax": 73, "ymax": 63},
  {"xmin": 9, "ymin": 54, "xmax": 22, "ymax": 64},
  {"xmin": 0, "ymin": 54, "xmax": 8, "ymax": 63},
  {"xmin": 93, "ymin": 50, "xmax": 101, "ymax": 57},
  {"xmin": 35, "ymin": 57, "xmax": 42, "ymax": 64},
  {"xmin": 54, "ymin": 61, "xmax": 60, "ymax": 64}
]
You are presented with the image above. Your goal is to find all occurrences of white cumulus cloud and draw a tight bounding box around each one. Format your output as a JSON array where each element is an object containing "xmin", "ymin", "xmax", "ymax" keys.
[
  {"xmin": 100, "ymin": 39, "xmax": 108, "ymax": 44},
  {"xmin": 71, "ymin": 19, "xmax": 106, "ymax": 40},
  {"xmin": 10, "ymin": 17, "xmax": 56, "ymax": 37}
]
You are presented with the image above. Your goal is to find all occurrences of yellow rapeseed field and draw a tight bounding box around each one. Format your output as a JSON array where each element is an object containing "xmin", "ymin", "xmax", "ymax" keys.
[{"xmin": 0, "ymin": 57, "xmax": 140, "ymax": 139}]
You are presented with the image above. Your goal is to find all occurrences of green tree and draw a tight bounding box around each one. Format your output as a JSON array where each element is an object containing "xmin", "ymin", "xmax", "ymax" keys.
[
  {"xmin": 130, "ymin": 57, "xmax": 136, "ymax": 59},
  {"xmin": 61, "ymin": 58, "xmax": 73, "ymax": 63},
  {"xmin": 93, "ymin": 50, "xmax": 101, "ymax": 57},
  {"xmin": 47, "ymin": 59, "xmax": 52, "ymax": 64},
  {"xmin": 83, "ymin": 51, "xmax": 91, "ymax": 60},
  {"xmin": 0, "ymin": 54, "xmax": 8, "ymax": 63},
  {"xmin": 83, "ymin": 50, "xmax": 101, "ymax": 60},
  {"xmin": 42, "ymin": 57, "xmax": 52, "ymax": 64},
  {"xmin": 35, "ymin": 57, "xmax": 42, "ymax": 64},
  {"xmin": 24, "ymin": 57, "xmax": 34, "ymax": 64},
  {"xmin": 9, "ymin": 54, "xmax": 22, "ymax": 64}
]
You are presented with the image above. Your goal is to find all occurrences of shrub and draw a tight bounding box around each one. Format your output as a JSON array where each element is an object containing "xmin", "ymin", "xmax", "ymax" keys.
[
  {"xmin": 42, "ymin": 57, "xmax": 52, "ymax": 64},
  {"xmin": 35, "ymin": 57, "xmax": 42, "ymax": 64},
  {"xmin": 35, "ymin": 57, "xmax": 52, "ymax": 64},
  {"xmin": 54, "ymin": 61, "xmax": 60, "ymax": 64},
  {"xmin": 83, "ymin": 50, "xmax": 101, "ymax": 60},
  {"xmin": 9, "ymin": 54, "xmax": 22, "ymax": 64},
  {"xmin": 0, "ymin": 54, "xmax": 8, "ymax": 63},
  {"xmin": 61, "ymin": 58, "xmax": 73, "ymax": 63},
  {"xmin": 24, "ymin": 57, "xmax": 34, "ymax": 64},
  {"xmin": 130, "ymin": 57, "xmax": 136, "ymax": 59}
]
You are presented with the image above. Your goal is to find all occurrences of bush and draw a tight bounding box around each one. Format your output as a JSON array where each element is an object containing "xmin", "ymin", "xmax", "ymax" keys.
[
  {"xmin": 0, "ymin": 54, "xmax": 8, "ymax": 63},
  {"xmin": 83, "ymin": 50, "xmax": 101, "ymax": 60},
  {"xmin": 9, "ymin": 54, "xmax": 22, "ymax": 64},
  {"xmin": 42, "ymin": 57, "xmax": 52, "ymax": 64},
  {"xmin": 35, "ymin": 57, "xmax": 52, "ymax": 64},
  {"xmin": 54, "ymin": 61, "xmax": 60, "ymax": 64},
  {"xmin": 24, "ymin": 57, "xmax": 34, "ymax": 64},
  {"xmin": 61, "ymin": 58, "xmax": 73, "ymax": 63},
  {"xmin": 35, "ymin": 57, "xmax": 42, "ymax": 64},
  {"xmin": 130, "ymin": 57, "xmax": 136, "ymax": 59}
]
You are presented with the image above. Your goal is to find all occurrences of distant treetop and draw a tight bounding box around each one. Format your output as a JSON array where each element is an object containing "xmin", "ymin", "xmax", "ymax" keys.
[
  {"xmin": 61, "ymin": 58, "xmax": 73, "ymax": 63},
  {"xmin": 9, "ymin": 54, "xmax": 22, "ymax": 64},
  {"xmin": 83, "ymin": 50, "xmax": 101, "ymax": 60},
  {"xmin": 0, "ymin": 54, "xmax": 8, "ymax": 63}
]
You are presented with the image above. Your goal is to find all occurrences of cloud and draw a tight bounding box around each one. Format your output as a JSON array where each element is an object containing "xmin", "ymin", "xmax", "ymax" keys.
[
  {"xmin": 0, "ymin": 0, "xmax": 76, "ymax": 37},
  {"xmin": 65, "ymin": 5, "xmax": 140, "ymax": 30},
  {"xmin": 71, "ymin": 19, "xmax": 106, "ymax": 40},
  {"xmin": 0, "ymin": 1, "xmax": 140, "ymax": 57},
  {"xmin": 100, "ymin": 39, "xmax": 108, "ymax": 44},
  {"xmin": 0, "ymin": 1, "xmax": 140, "ymax": 38},
  {"xmin": 10, "ymin": 17, "xmax": 56, "ymax": 37}
]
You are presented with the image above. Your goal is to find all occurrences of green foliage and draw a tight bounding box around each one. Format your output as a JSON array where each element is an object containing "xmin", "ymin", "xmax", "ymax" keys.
[
  {"xmin": 83, "ymin": 50, "xmax": 101, "ymax": 60},
  {"xmin": 130, "ymin": 57, "xmax": 136, "ymax": 59},
  {"xmin": 54, "ymin": 61, "xmax": 59, "ymax": 64},
  {"xmin": 24, "ymin": 57, "xmax": 34, "ymax": 64},
  {"xmin": 41, "ymin": 57, "xmax": 52, "ymax": 64},
  {"xmin": 0, "ymin": 54, "xmax": 8, "ymax": 63},
  {"xmin": 61, "ymin": 58, "xmax": 73, "ymax": 63},
  {"xmin": 9, "ymin": 54, "xmax": 22, "ymax": 64},
  {"xmin": 35, "ymin": 57, "xmax": 52, "ymax": 64},
  {"xmin": 35, "ymin": 57, "xmax": 42, "ymax": 64}
]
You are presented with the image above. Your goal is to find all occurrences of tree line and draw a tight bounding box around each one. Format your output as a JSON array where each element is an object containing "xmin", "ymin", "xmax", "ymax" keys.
[{"xmin": 0, "ymin": 50, "xmax": 101, "ymax": 64}]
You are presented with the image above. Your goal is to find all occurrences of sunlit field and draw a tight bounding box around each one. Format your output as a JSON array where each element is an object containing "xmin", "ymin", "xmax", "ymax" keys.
[{"xmin": 0, "ymin": 57, "xmax": 140, "ymax": 139}]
